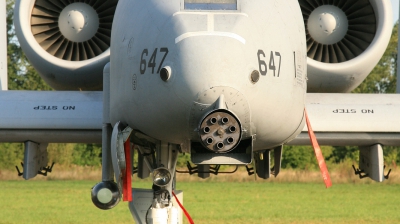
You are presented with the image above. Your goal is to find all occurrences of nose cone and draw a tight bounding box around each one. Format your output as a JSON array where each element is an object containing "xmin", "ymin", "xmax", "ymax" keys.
[
  {"xmin": 163, "ymin": 13, "xmax": 258, "ymax": 142},
  {"xmin": 307, "ymin": 5, "xmax": 348, "ymax": 45},
  {"xmin": 319, "ymin": 13, "xmax": 337, "ymax": 34},
  {"xmin": 68, "ymin": 10, "xmax": 86, "ymax": 32},
  {"xmin": 173, "ymin": 36, "xmax": 252, "ymax": 105},
  {"xmin": 167, "ymin": 12, "xmax": 257, "ymax": 104},
  {"xmin": 58, "ymin": 3, "xmax": 99, "ymax": 42}
]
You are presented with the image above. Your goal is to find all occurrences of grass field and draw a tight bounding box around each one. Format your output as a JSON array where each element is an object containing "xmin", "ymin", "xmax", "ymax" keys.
[{"xmin": 0, "ymin": 178, "xmax": 399, "ymax": 224}]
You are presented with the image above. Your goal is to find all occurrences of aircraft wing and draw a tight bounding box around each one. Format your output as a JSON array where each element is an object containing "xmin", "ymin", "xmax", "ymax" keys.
[
  {"xmin": 290, "ymin": 93, "xmax": 400, "ymax": 147},
  {"xmin": 1, "ymin": 91, "xmax": 397, "ymax": 182},
  {"xmin": 1, "ymin": 91, "xmax": 396, "ymax": 184},
  {"xmin": 0, "ymin": 91, "xmax": 102, "ymax": 143},
  {"xmin": 0, "ymin": 91, "xmax": 399, "ymax": 148}
]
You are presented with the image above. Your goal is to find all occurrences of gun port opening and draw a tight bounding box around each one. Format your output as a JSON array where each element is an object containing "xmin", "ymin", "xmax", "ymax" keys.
[
  {"xmin": 226, "ymin": 137, "xmax": 234, "ymax": 144},
  {"xmin": 210, "ymin": 117, "xmax": 217, "ymax": 124},
  {"xmin": 221, "ymin": 117, "xmax": 229, "ymax": 124},
  {"xmin": 206, "ymin": 137, "xmax": 214, "ymax": 145},
  {"xmin": 216, "ymin": 142, "xmax": 225, "ymax": 149}
]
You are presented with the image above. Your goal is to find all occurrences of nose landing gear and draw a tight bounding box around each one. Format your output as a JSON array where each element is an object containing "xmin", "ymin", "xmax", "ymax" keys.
[{"xmin": 91, "ymin": 181, "xmax": 120, "ymax": 210}]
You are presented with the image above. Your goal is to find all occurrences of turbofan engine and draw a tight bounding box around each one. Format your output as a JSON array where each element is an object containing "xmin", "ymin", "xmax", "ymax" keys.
[
  {"xmin": 299, "ymin": 0, "xmax": 393, "ymax": 93},
  {"xmin": 14, "ymin": 0, "xmax": 118, "ymax": 90}
]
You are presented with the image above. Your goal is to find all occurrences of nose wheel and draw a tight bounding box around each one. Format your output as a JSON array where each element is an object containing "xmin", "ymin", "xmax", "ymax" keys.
[{"xmin": 91, "ymin": 181, "xmax": 120, "ymax": 210}]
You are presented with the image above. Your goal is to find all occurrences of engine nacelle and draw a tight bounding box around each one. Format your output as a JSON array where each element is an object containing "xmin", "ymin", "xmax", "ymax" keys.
[
  {"xmin": 14, "ymin": 0, "xmax": 118, "ymax": 90},
  {"xmin": 299, "ymin": 0, "xmax": 393, "ymax": 93}
]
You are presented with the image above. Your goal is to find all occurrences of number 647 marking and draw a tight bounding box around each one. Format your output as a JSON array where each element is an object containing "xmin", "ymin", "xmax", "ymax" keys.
[
  {"xmin": 140, "ymin": 48, "xmax": 169, "ymax": 74},
  {"xmin": 257, "ymin": 50, "xmax": 281, "ymax": 77}
]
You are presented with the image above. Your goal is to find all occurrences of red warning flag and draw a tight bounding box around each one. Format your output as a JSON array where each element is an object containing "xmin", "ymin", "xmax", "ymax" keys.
[
  {"xmin": 305, "ymin": 109, "xmax": 332, "ymax": 188},
  {"xmin": 123, "ymin": 140, "xmax": 132, "ymax": 201}
]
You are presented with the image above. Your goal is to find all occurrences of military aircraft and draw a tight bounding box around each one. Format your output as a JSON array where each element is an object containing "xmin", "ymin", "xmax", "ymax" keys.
[{"xmin": 1, "ymin": 0, "xmax": 399, "ymax": 223}]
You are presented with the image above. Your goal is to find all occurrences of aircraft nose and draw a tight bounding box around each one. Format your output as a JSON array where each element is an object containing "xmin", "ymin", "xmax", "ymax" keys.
[
  {"xmin": 188, "ymin": 86, "xmax": 252, "ymax": 145},
  {"xmin": 158, "ymin": 10, "xmax": 262, "ymax": 110}
]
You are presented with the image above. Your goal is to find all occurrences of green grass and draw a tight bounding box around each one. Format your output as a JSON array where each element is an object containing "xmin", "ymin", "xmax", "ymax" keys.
[{"xmin": 0, "ymin": 180, "xmax": 399, "ymax": 224}]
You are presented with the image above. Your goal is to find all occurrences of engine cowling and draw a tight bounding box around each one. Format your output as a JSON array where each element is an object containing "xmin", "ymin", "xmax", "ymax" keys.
[
  {"xmin": 299, "ymin": 0, "xmax": 393, "ymax": 93},
  {"xmin": 14, "ymin": 0, "xmax": 118, "ymax": 90}
]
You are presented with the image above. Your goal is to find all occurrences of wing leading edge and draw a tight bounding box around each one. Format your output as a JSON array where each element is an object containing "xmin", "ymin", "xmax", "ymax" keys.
[{"xmin": 290, "ymin": 93, "xmax": 400, "ymax": 146}]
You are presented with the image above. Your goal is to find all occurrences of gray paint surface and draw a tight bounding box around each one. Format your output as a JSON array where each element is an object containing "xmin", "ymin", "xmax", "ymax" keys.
[
  {"xmin": 0, "ymin": 92, "xmax": 399, "ymax": 146},
  {"xmin": 304, "ymin": 93, "xmax": 400, "ymax": 133},
  {"xmin": 110, "ymin": 0, "xmax": 307, "ymax": 151},
  {"xmin": 0, "ymin": 91, "xmax": 102, "ymax": 143},
  {"xmin": 0, "ymin": 91, "xmax": 102, "ymax": 129},
  {"xmin": 289, "ymin": 93, "xmax": 400, "ymax": 146}
]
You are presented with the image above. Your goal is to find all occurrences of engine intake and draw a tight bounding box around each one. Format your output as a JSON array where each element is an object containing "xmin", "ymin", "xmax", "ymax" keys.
[
  {"xmin": 14, "ymin": 0, "xmax": 118, "ymax": 90},
  {"xmin": 299, "ymin": 0, "xmax": 393, "ymax": 93}
]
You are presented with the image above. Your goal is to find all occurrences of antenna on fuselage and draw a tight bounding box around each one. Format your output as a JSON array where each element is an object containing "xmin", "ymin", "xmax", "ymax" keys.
[{"xmin": 0, "ymin": 0, "xmax": 7, "ymax": 91}]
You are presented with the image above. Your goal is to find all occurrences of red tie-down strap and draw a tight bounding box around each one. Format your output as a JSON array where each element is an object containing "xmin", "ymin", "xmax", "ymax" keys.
[
  {"xmin": 305, "ymin": 109, "xmax": 332, "ymax": 188},
  {"xmin": 123, "ymin": 140, "xmax": 132, "ymax": 201},
  {"xmin": 172, "ymin": 191, "xmax": 194, "ymax": 224}
]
